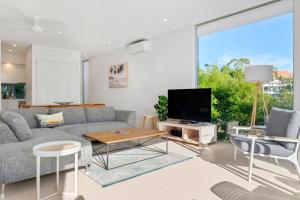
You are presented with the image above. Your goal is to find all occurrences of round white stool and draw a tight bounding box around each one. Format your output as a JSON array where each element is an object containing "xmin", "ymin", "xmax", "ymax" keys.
[{"xmin": 33, "ymin": 141, "xmax": 81, "ymax": 200}]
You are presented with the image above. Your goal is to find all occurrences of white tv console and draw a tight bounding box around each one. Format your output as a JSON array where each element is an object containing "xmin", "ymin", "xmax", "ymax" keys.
[{"xmin": 158, "ymin": 119, "xmax": 217, "ymax": 147}]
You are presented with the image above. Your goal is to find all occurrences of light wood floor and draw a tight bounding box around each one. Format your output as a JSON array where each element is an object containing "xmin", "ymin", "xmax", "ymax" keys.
[{"xmin": 4, "ymin": 141, "xmax": 300, "ymax": 200}]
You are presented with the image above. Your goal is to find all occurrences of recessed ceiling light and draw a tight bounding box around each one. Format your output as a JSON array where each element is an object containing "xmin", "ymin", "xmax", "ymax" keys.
[
  {"xmin": 58, "ymin": 31, "xmax": 62, "ymax": 34},
  {"xmin": 162, "ymin": 18, "xmax": 168, "ymax": 22},
  {"xmin": 107, "ymin": 41, "xmax": 112, "ymax": 45},
  {"xmin": 12, "ymin": 44, "xmax": 17, "ymax": 47},
  {"xmin": 8, "ymin": 49, "xmax": 13, "ymax": 52}
]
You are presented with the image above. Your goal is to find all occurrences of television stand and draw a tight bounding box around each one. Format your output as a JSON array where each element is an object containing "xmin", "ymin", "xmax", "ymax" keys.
[{"xmin": 158, "ymin": 119, "xmax": 217, "ymax": 148}]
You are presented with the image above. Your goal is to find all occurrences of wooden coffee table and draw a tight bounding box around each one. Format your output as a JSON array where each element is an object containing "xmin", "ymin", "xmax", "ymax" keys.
[{"xmin": 83, "ymin": 128, "xmax": 168, "ymax": 170}]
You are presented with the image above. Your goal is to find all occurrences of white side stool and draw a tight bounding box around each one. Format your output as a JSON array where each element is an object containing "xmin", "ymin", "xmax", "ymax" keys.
[{"xmin": 33, "ymin": 141, "xmax": 81, "ymax": 200}]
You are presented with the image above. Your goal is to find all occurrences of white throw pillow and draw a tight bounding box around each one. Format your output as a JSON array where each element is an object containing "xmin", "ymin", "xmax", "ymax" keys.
[{"xmin": 35, "ymin": 112, "xmax": 64, "ymax": 128}]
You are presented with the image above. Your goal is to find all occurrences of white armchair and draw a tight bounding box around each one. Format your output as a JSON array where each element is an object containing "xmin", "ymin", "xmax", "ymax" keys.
[{"xmin": 230, "ymin": 108, "xmax": 300, "ymax": 182}]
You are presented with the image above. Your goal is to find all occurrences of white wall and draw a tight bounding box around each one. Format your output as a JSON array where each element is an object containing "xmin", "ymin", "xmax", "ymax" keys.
[
  {"xmin": 1, "ymin": 52, "xmax": 26, "ymax": 84},
  {"xmin": 0, "ymin": 41, "xmax": 1, "ymax": 109},
  {"xmin": 1, "ymin": 52, "xmax": 25, "ymax": 65},
  {"xmin": 83, "ymin": 60, "xmax": 89, "ymax": 103},
  {"xmin": 88, "ymin": 26, "xmax": 196, "ymax": 125},
  {"xmin": 1, "ymin": 63, "xmax": 26, "ymax": 83},
  {"xmin": 25, "ymin": 46, "xmax": 33, "ymax": 104},
  {"xmin": 295, "ymin": 0, "xmax": 300, "ymax": 110}
]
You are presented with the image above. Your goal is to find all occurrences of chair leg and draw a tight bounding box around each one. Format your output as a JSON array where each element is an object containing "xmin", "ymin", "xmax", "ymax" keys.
[
  {"xmin": 292, "ymin": 158, "xmax": 300, "ymax": 181},
  {"xmin": 295, "ymin": 162, "xmax": 300, "ymax": 181},
  {"xmin": 274, "ymin": 158, "xmax": 279, "ymax": 166},
  {"xmin": 233, "ymin": 146, "xmax": 237, "ymax": 162},
  {"xmin": 248, "ymin": 138, "xmax": 255, "ymax": 183},
  {"xmin": 85, "ymin": 164, "xmax": 90, "ymax": 175},
  {"xmin": 1, "ymin": 184, "xmax": 5, "ymax": 200}
]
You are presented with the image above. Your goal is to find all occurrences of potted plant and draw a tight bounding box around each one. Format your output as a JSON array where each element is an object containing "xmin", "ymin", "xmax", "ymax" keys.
[{"xmin": 154, "ymin": 95, "xmax": 168, "ymax": 125}]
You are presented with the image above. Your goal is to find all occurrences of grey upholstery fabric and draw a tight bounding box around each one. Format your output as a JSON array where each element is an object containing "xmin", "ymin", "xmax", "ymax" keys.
[
  {"xmin": 55, "ymin": 121, "xmax": 129, "ymax": 138},
  {"xmin": 266, "ymin": 108, "xmax": 295, "ymax": 148},
  {"xmin": 0, "ymin": 108, "xmax": 136, "ymax": 184},
  {"xmin": 115, "ymin": 110, "xmax": 136, "ymax": 127},
  {"xmin": 266, "ymin": 108, "xmax": 294, "ymax": 137},
  {"xmin": 49, "ymin": 107, "xmax": 87, "ymax": 125},
  {"xmin": 284, "ymin": 111, "xmax": 300, "ymax": 150},
  {"xmin": 231, "ymin": 135, "xmax": 294, "ymax": 157},
  {"xmin": 0, "ymin": 120, "xmax": 18, "ymax": 145},
  {"xmin": 8, "ymin": 108, "xmax": 48, "ymax": 129},
  {"xmin": 85, "ymin": 107, "xmax": 115, "ymax": 123},
  {"xmin": 0, "ymin": 111, "xmax": 32, "ymax": 141},
  {"xmin": 0, "ymin": 128, "xmax": 92, "ymax": 184}
]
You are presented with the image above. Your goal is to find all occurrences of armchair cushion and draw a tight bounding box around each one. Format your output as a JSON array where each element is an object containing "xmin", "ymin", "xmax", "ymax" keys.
[
  {"xmin": 265, "ymin": 108, "xmax": 295, "ymax": 149},
  {"xmin": 285, "ymin": 111, "xmax": 300, "ymax": 150},
  {"xmin": 231, "ymin": 135, "xmax": 294, "ymax": 157}
]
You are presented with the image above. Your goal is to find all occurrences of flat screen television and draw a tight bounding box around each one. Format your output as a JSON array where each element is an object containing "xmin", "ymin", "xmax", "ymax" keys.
[{"xmin": 168, "ymin": 88, "xmax": 211, "ymax": 123}]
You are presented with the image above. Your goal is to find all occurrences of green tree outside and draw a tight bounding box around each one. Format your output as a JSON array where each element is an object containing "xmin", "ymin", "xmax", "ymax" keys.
[{"xmin": 199, "ymin": 58, "xmax": 293, "ymax": 139}]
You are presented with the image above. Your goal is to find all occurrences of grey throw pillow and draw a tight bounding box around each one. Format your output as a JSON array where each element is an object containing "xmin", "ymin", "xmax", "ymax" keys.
[
  {"xmin": 85, "ymin": 107, "xmax": 116, "ymax": 123},
  {"xmin": 0, "ymin": 111, "xmax": 32, "ymax": 141},
  {"xmin": 0, "ymin": 120, "xmax": 18, "ymax": 144},
  {"xmin": 8, "ymin": 108, "xmax": 48, "ymax": 129},
  {"xmin": 285, "ymin": 111, "xmax": 300, "ymax": 150},
  {"xmin": 266, "ymin": 107, "xmax": 294, "ymax": 137}
]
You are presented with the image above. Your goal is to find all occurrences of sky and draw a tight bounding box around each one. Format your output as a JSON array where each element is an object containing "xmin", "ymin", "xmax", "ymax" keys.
[{"xmin": 198, "ymin": 13, "xmax": 293, "ymax": 72}]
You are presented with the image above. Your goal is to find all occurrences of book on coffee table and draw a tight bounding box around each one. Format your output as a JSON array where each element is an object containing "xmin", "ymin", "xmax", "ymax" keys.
[{"xmin": 111, "ymin": 130, "xmax": 129, "ymax": 134}]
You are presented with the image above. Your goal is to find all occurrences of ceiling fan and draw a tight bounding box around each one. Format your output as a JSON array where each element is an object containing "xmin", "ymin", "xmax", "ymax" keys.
[
  {"xmin": 5, "ymin": 13, "xmax": 64, "ymax": 34},
  {"xmin": 30, "ymin": 15, "xmax": 44, "ymax": 32},
  {"xmin": 7, "ymin": 15, "xmax": 48, "ymax": 33}
]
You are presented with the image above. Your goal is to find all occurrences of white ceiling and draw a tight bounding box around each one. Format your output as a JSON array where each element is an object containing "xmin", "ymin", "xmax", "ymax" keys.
[{"xmin": 0, "ymin": 0, "xmax": 271, "ymax": 58}]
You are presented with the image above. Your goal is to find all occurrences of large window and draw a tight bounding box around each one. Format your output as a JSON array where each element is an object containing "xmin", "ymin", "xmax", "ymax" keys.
[{"xmin": 197, "ymin": 8, "xmax": 293, "ymax": 133}]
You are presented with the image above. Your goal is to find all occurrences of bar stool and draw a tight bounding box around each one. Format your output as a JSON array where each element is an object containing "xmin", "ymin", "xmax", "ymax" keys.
[{"xmin": 142, "ymin": 115, "xmax": 157, "ymax": 130}]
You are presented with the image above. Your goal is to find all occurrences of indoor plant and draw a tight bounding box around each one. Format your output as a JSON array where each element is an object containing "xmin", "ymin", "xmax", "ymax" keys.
[{"xmin": 154, "ymin": 95, "xmax": 168, "ymax": 121}]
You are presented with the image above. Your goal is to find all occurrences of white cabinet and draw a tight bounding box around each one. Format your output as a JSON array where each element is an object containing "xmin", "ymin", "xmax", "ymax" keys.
[
  {"xmin": 158, "ymin": 120, "xmax": 217, "ymax": 147},
  {"xmin": 36, "ymin": 60, "xmax": 80, "ymax": 105},
  {"xmin": 26, "ymin": 45, "xmax": 81, "ymax": 105}
]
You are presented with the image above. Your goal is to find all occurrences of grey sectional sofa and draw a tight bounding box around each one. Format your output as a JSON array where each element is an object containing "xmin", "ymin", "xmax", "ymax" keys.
[{"xmin": 0, "ymin": 106, "xmax": 136, "ymax": 186}]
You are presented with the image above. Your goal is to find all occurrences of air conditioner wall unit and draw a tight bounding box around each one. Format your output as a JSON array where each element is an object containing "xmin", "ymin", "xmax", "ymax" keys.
[{"xmin": 128, "ymin": 40, "xmax": 152, "ymax": 54}]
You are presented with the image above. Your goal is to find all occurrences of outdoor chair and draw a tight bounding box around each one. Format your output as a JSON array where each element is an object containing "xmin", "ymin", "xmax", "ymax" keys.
[{"xmin": 230, "ymin": 107, "xmax": 300, "ymax": 182}]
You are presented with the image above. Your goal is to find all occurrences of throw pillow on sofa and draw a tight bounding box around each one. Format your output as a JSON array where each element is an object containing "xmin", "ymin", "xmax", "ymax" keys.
[
  {"xmin": 85, "ymin": 106, "xmax": 116, "ymax": 123},
  {"xmin": 0, "ymin": 120, "xmax": 18, "ymax": 144},
  {"xmin": 0, "ymin": 111, "xmax": 32, "ymax": 141},
  {"xmin": 8, "ymin": 108, "xmax": 48, "ymax": 129},
  {"xmin": 36, "ymin": 112, "xmax": 64, "ymax": 128}
]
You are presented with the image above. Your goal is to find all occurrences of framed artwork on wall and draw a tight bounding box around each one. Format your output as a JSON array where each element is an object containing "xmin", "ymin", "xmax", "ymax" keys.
[{"xmin": 109, "ymin": 63, "xmax": 128, "ymax": 88}]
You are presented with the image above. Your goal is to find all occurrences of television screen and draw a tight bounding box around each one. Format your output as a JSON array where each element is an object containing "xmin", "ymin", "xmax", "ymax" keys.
[{"xmin": 168, "ymin": 88, "xmax": 211, "ymax": 122}]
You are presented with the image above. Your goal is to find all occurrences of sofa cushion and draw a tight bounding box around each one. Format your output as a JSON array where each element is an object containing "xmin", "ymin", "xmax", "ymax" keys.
[
  {"xmin": 284, "ymin": 111, "xmax": 300, "ymax": 150},
  {"xmin": 35, "ymin": 112, "xmax": 64, "ymax": 128},
  {"xmin": 0, "ymin": 111, "xmax": 32, "ymax": 141},
  {"xmin": 0, "ymin": 120, "xmax": 18, "ymax": 144},
  {"xmin": 0, "ymin": 128, "xmax": 92, "ymax": 184},
  {"xmin": 8, "ymin": 108, "xmax": 48, "ymax": 129},
  {"xmin": 85, "ymin": 107, "xmax": 115, "ymax": 123},
  {"xmin": 231, "ymin": 135, "xmax": 294, "ymax": 157},
  {"xmin": 55, "ymin": 121, "xmax": 129, "ymax": 138},
  {"xmin": 115, "ymin": 110, "xmax": 136, "ymax": 127},
  {"xmin": 49, "ymin": 107, "xmax": 87, "ymax": 125}
]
